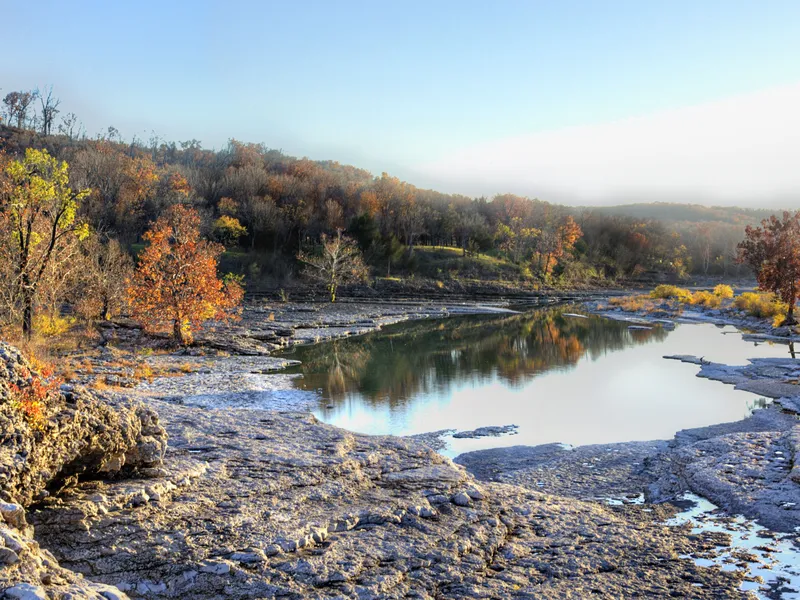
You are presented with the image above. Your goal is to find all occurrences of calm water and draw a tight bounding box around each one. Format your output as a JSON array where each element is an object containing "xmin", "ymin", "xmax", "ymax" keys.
[{"xmin": 279, "ymin": 307, "xmax": 794, "ymax": 456}]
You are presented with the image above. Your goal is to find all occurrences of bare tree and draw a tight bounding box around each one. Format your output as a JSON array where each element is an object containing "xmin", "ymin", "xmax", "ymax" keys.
[
  {"xmin": 74, "ymin": 235, "xmax": 134, "ymax": 321},
  {"xmin": 36, "ymin": 85, "xmax": 61, "ymax": 135},
  {"xmin": 297, "ymin": 230, "xmax": 368, "ymax": 302},
  {"xmin": 58, "ymin": 112, "xmax": 85, "ymax": 140}
]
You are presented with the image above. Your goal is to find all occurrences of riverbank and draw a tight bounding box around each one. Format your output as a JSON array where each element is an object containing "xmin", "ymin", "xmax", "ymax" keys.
[{"xmin": 2, "ymin": 297, "xmax": 799, "ymax": 598}]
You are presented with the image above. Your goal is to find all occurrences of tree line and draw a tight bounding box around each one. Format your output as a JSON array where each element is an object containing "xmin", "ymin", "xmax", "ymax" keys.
[{"xmin": 0, "ymin": 84, "xmax": 786, "ymax": 340}]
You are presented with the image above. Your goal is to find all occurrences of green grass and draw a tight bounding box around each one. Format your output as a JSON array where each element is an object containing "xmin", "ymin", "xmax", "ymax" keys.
[{"xmin": 401, "ymin": 245, "xmax": 525, "ymax": 281}]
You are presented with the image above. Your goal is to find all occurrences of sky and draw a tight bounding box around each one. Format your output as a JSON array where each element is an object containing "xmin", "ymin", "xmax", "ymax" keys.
[{"xmin": 3, "ymin": 0, "xmax": 800, "ymax": 206}]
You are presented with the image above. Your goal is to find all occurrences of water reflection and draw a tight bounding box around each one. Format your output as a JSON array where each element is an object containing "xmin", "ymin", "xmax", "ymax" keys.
[
  {"xmin": 278, "ymin": 307, "xmax": 793, "ymax": 455},
  {"xmin": 282, "ymin": 309, "xmax": 668, "ymax": 407}
]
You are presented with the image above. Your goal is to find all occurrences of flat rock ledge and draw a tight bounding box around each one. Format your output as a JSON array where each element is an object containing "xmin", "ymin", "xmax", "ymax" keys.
[{"xmin": 25, "ymin": 402, "xmax": 746, "ymax": 599}]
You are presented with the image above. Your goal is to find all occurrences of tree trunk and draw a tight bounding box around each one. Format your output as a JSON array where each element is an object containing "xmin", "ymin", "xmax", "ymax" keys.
[
  {"xmin": 787, "ymin": 294, "xmax": 797, "ymax": 326},
  {"xmin": 330, "ymin": 283, "xmax": 337, "ymax": 303},
  {"xmin": 102, "ymin": 297, "xmax": 110, "ymax": 321},
  {"xmin": 173, "ymin": 319, "xmax": 187, "ymax": 345},
  {"xmin": 22, "ymin": 294, "xmax": 33, "ymax": 340}
]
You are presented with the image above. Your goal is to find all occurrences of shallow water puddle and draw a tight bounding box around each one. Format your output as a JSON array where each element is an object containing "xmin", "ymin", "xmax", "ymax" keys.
[{"xmin": 667, "ymin": 493, "xmax": 800, "ymax": 599}]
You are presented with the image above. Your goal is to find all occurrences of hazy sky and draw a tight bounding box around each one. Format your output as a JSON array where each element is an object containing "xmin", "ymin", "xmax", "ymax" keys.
[{"xmin": 3, "ymin": 0, "xmax": 800, "ymax": 206}]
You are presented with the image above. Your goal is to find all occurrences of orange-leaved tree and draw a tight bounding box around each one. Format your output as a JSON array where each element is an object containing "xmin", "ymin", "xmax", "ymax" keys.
[{"xmin": 128, "ymin": 205, "xmax": 243, "ymax": 344}]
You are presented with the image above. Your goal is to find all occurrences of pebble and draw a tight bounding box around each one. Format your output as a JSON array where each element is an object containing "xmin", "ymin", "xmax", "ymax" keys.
[
  {"xmin": 0, "ymin": 502, "xmax": 26, "ymax": 529},
  {"xmin": 3, "ymin": 583, "xmax": 47, "ymax": 600},
  {"xmin": 200, "ymin": 559, "xmax": 232, "ymax": 575},
  {"xmin": 230, "ymin": 551, "xmax": 265, "ymax": 564},
  {"xmin": 0, "ymin": 546, "xmax": 19, "ymax": 564},
  {"xmin": 466, "ymin": 488, "xmax": 485, "ymax": 501},
  {"xmin": 452, "ymin": 492, "xmax": 471, "ymax": 507}
]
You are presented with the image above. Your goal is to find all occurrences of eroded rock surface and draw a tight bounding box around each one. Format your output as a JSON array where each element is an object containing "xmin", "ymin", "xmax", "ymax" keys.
[
  {"xmin": 0, "ymin": 342, "xmax": 167, "ymax": 599},
  {"xmin": 0, "ymin": 343, "xmax": 167, "ymax": 508},
  {"xmin": 26, "ymin": 403, "xmax": 747, "ymax": 599}
]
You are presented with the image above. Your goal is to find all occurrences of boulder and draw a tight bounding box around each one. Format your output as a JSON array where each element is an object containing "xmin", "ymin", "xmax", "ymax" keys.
[{"xmin": 0, "ymin": 343, "xmax": 167, "ymax": 507}]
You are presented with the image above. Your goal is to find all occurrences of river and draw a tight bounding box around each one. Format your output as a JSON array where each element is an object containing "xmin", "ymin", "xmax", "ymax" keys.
[{"xmin": 278, "ymin": 307, "xmax": 792, "ymax": 456}]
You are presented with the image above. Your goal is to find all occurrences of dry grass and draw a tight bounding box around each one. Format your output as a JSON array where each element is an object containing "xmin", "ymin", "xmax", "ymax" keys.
[
  {"xmin": 133, "ymin": 363, "xmax": 154, "ymax": 382},
  {"xmin": 609, "ymin": 295, "xmax": 657, "ymax": 312}
]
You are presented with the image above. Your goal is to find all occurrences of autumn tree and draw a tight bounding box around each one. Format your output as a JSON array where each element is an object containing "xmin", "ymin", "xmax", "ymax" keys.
[
  {"xmin": 128, "ymin": 205, "xmax": 243, "ymax": 344},
  {"xmin": 297, "ymin": 230, "xmax": 368, "ymax": 302},
  {"xmin": 212, "ymin": 215, "xmax": 247, "ymax": 246},
  {"xmin": 531, "ymin": 216, "xmax": 583, "ymax": 282},
  {"xmin": 737, "ymin": 211, "xmax": 800, "ymax": 325},
  {"xmin": 0, "ymin": 149, "xmax": 90, "ymax": 337}
]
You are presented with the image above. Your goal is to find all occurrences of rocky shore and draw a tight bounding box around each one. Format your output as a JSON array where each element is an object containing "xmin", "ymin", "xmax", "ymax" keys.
[{"xmin": 1, "ymin": 299, "xmax": 799, "ymax": 598}]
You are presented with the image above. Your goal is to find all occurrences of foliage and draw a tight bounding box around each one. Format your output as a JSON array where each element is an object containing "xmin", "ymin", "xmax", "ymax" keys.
[
  {"xmin": 0, "ymin": 99, "xmax": 780, "ymax": 288},
  {"xmin": 650, "ymin": 285, "xmax": 693, "ymax": 303},
  {"xmin": 713, "ymin": 284, "xmax": 734, "ymax": 299},
  {"xmin": 733, "ymin": 292, "xmax": 789, "ymax": 326},
  {"xmin": 7, "ymin": 356, "xmax": 61, "ymax": 429},
  {"xmin": 0, "ymin": 149, "xmax": 89, "ymax": 337},
  {"xmin": 689, "ymin": 290, "xmax": 721, "ymax": 309},
  {"xmin": 737, "ymin": 211, "xmax": 800, "ymax": 324},
  {"xmin": 32, "ymin": 314, "xmax": 75, "ymax": 337},
  {"xmin": 127, "ymin": 205, "xmax": 244, "ymax": 344},
  {"xmin": 608, "ymin": 295, "xmax": 657, "ymax": 312},
  {"xmin": 212, "ymin": 215, "xmax": 247, "ymax": 246},
  {"xmin": 297, "ymin": 230, "xmax": 369, "ymax": 302}
]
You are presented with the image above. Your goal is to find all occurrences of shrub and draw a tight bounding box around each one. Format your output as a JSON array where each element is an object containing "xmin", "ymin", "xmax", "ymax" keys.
[
  {"xmin": 713, "ymin": 284, "xmax": 734, "ymax": 299},
  {"xmin": 32, "ymin": 314, "xmax": 76, "ymax": 337},
  {"xmin": 8, "ymin": 375, "xmax": 60, "ymax": 429},
  {"xmin": 690, "ymin": 290, "xmax": 721, "ymax": 308},
  {"xmin": 734, "ymin": 292, "xmax": 789, "ymax": 326},
  {"xmin": 650, "ymin": 285, "xmax": 693, "ymax": 303}
]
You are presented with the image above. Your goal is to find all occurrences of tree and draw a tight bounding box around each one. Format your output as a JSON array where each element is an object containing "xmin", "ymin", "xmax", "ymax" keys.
[
  {"xmin": 128, "ymin": 205, "xmax": 243, "ymax": 344},
  {"xmin": 36, "ymin": 86, "xmax": 61, "ymax": 136},
  {"xmin": 75, "ymin": 236, "xmax": 134, "ymax": 320},
  {"xmin": 3, "ymin": 91, "xmax": 37, "ymax": 129},
  {"xmin": 212, "ymin": 215, "xmax": 247, "ymax": 246},
  {"xmin": 58, "ymin": 112, "xmax": 85, "ymax": 140},
  {"xmin": 737, "ymin": 211, "xmax": 800, "ymax": 325},
  {"xmin": 0, "ymin": 149, "xmax": 90, "ymax": 337},
  {"xmin": 531, "ymin": 216, "xmax": 583, "ymax": 282},
  {"xmin": 297, "ymin": 230, "xmax": 368, "ymax": 302}
]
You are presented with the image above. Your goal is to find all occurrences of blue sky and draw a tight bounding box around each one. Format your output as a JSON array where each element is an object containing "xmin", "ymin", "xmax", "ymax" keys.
[{"xmin": 3, "ymin": 0, "xmax": 800, "ymax": 204}]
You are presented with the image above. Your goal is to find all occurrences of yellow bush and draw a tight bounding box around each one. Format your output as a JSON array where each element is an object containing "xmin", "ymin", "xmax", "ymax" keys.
[
  {"xmin": 33, "ymin": 314, "xmax": 76, "ymax": 337},
  {"xmin": 650, "ymin": 285, "xmax": 693, "ymax": 303},
  {"xmin": 690, "ymin": 291, "xmax": 721, "ymax": 308},
  {"xmin": 734, "ymin": 292, "xmax": 788, "ymax": 325},
  {"xmin": 713, "ymin": 284, "xmax": 734, "ymax": 299}
]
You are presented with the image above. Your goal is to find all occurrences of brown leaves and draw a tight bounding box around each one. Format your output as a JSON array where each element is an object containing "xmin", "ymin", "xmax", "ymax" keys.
[{"xmin": 737, "ymin": 211, "xmax": 800, "ymax": 321}]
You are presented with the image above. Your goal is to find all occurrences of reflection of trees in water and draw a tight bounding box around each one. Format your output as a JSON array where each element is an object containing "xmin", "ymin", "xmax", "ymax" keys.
[{"xmin": 283, "ymin": 308, "xmax": 669, "ymax": 408}]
